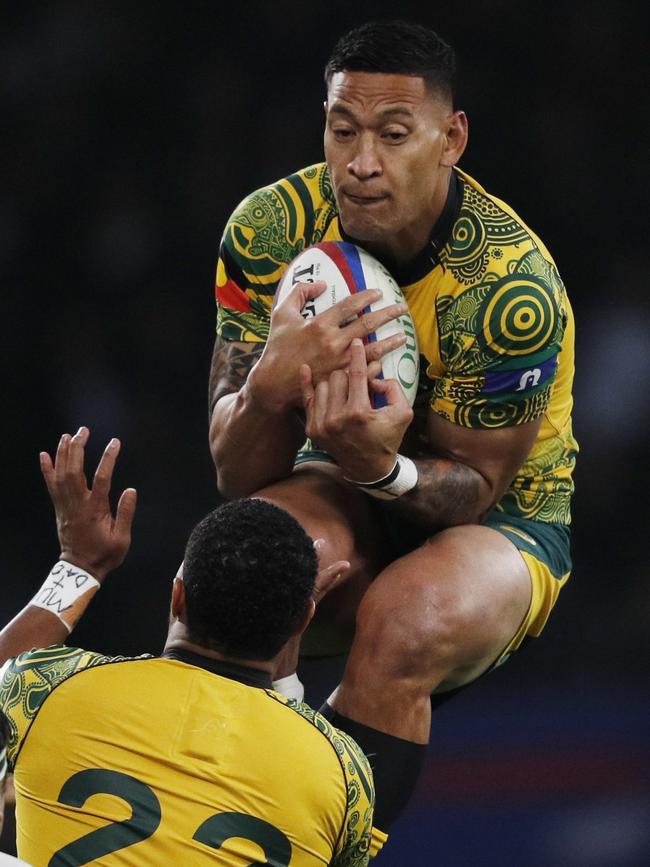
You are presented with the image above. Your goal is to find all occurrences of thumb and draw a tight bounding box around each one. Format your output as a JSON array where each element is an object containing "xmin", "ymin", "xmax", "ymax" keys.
[
  {"xmin": 313, "ymin": 559, "xmax": 351, "ymax": 604},
  {"xmin": 369, "ymin": 376, "xmax": 406, "ymax": 406},
  {"xmin": 366, "ymin": 360, "xmax": 382, "ymax": 380},
  {"xmin": 300, "ymin": 364, "xmax": 315, "ymax": 409},
  {"xmin": 115, "ymin": 487, "xmax": 138, "ymax": 538},
  {"xmin": 276, "ymin": 279, "xmax": 327, "ymax": 315}
]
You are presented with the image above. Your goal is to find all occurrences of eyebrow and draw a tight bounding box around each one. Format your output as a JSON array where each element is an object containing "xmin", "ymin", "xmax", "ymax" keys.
[{"xmin": 328, "ymin": 104, "xmax": 415, "ymax": 121}]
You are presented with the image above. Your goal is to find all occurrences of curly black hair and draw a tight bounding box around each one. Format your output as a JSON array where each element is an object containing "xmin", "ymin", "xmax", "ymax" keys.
[
  {"xmin": 325, "ymin": 19, "xmax": 456, "ymax": 105},
  {"xmin": 182, "ymin": 498, "xmax": 318, "ymax": 661}
]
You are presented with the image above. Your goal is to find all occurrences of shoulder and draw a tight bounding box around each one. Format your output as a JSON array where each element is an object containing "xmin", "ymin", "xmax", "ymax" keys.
[
  {"xmin": 442, "ymin": 169, "xmax": 566, "ymax": 296},
  {"xmin": 264, "ymin": 692, "xmax": 374, "ymax": 792},
  {"xmin": 231, "ymin": 163, "xmax": 335, "ymax": 225},
  {"xmin": 0, "ymin": 646, "xmax": 152, "ymax": 767},
  {"xmin": 216, "ymin": 164, "xmax": 338, "ymax": 335},
  {"xmin": 437, "ymin": 170, "xmax": 568, "ymax": 364},
  {"xmin": 0, "ymin": 645, "xmax": 151, "ymax": 684},
  {"xmin": 264, "ymin": 694, "xmax": 379, "ymax": 862},
  {"xmin": 223, "ymin": 163, "xmax": 338, "ymax": 264}
]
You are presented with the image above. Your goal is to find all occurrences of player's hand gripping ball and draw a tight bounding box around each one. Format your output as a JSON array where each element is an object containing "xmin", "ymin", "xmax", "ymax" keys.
[{"xmin": 276, "ymin": 241, "xmax": 419, "ymax": 407}]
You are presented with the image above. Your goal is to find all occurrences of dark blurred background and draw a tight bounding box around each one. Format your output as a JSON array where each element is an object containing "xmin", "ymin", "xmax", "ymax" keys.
[{"xmin": 3, "ymin": 1, "xmax": 649, "ymax": 864}]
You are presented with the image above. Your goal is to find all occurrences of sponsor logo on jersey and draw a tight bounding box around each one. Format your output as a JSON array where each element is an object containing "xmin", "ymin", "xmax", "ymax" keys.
[{"xmin": 482, "ymin": 356, "xmax": 557, "ymax": 395}]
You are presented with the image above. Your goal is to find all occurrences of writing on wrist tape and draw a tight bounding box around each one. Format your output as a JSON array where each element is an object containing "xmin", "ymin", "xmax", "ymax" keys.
[
  {"xmin": 344, "ymin": 454, "xmax": 418, "ymax": 500},
  {"xmin": 31, "ymin": 560, "xmax": 100, "ymax": 633}
]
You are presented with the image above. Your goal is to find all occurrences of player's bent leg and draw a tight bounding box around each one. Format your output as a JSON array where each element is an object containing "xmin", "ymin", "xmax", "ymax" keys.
[
  {"xmin": 323, "ymin": 524, "xmax": 533, "ymax": 829},
  {"xmin": 331, "ymin": 524, "xmax": 533, "ymax": 742},
  {"xmin": 252, "ymin": 462, "xmax": 390, "ymax": 645}
]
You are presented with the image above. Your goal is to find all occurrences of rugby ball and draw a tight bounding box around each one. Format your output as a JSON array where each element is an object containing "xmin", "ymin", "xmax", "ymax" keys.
[{"xmin": 275, "ymin": 241, "xmax": 419, "ymax": 407}]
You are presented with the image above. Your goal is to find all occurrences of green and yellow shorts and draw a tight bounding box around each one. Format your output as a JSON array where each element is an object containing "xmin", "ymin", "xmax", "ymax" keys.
[
  {"xmin": 295, "ymin": 449, "xmax": 572, "ymax": 665},
  {"xmin": 482, "ymin": 510, "xmax": 571, "ymax": 664}
]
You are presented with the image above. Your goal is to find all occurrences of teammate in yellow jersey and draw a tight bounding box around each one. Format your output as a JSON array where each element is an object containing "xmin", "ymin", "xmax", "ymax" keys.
[
  {"xmin": 0, "ymin": 428, "xmax": 384, "ymax": 865},
  {"xmin": 209, "ymin": 20, "xmax": 577, "ymax": 828}
]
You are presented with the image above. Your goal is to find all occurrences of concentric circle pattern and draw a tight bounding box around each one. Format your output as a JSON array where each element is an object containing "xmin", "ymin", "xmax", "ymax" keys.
[{"xmin": 481, "ymin": 275, "xmax": 557, "ymax": 356}]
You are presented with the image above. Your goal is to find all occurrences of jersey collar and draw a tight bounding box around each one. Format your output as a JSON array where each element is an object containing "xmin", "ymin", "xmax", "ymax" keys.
[{"xmin": 162, "ymin": 647, "xmax": 272, "ymax": 689}]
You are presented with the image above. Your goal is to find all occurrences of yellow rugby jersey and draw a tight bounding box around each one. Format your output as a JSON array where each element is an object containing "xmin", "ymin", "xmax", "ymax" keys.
[
  {"xmin": 216, "ymin": 163, "xmax": 577, "ymax": 525},
  {"xmin": 0, "ymin": 645, "xmax": 383, "ymax": 866}
]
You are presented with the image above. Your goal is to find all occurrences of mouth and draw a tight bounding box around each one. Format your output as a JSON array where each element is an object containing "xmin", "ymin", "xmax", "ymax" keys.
[{"xmin": 343, "ymin": 192, "xmax": 389, "ymax": 206}]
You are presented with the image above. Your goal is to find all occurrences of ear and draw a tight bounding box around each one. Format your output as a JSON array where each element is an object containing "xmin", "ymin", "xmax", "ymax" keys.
[
  {"xmin": 440, "ymin": 110, "xmax": 468, "ymax": 167},
  {"xmin": 170, "ymin": 575, "xmax": 186, "ymax": 621},
  {"xmin": 323, "ymin": 99, "xmax": 328, "ymax": 117},
  {"xmin": 296, "ymin": 598, "xmax": 316, "ymax": 637}
]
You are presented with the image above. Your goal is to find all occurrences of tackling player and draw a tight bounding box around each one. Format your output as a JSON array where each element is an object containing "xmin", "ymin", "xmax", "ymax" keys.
[
  {"xmin": 0, "ymin": 427, "xmax": 384, "ymax": 865},
  {"xmin": 209, "ymin": 20, "xmax": 577, "ymax": 828}
]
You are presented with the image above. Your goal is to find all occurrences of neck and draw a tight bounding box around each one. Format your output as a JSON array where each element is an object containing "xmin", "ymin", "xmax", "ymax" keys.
[
  {"xmin": 350, "ymin": 167, "xmax": 453, "ymax": 266},
  {"xmin": 163, "ymin": 629, "xmax": 275, "ymax": 675},
  {"xmin": 363, "ymin": 226, "xmax": 432, "ymax": 266}
]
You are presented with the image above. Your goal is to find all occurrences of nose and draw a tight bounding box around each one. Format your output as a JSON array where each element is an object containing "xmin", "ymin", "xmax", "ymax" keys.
[{"xmin": 347, "ymin": 133, "xmax": 382, "ymax": 179}]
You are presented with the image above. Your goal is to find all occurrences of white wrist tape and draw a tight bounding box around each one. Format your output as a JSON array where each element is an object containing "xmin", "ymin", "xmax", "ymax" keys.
[
  {"xmin": 345, "ymin": 454, "xmax": 418, "ymax": 500},
  {"xmin": 31, "ymin": 560, "xmax": 100, "ymax": 633},
  {"xmin": 272, "ymin": 673, "xmax": 305, "ymax": 703}
]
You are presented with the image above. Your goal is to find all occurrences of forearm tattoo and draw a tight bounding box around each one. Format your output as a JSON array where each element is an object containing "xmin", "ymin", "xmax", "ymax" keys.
[
  {"xmin": 385, "ymin": 458, "xmax": 484, "ymax": 531},
  {"xmin": 209, "ymin": 338, "xmax": 264, "ymax": 414}
]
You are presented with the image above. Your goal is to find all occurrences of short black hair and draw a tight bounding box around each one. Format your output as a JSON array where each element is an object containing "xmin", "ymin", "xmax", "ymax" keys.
[
  {"xmin": 182, "ymin": 499, "xmax": 317, "ymax": 661},
  {"xmin": 325, "ymin": 20, "xmax": 456, "ymax": 105}
]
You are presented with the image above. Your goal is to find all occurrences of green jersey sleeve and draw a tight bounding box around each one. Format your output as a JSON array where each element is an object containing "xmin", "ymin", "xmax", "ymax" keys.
[
  {"xmin": 214, "ymin": 164, "xmax": 338, "ymax": 342},
  {"xmin": 330, "ymin": 726, "xmax": 388, "ymax": 864}
]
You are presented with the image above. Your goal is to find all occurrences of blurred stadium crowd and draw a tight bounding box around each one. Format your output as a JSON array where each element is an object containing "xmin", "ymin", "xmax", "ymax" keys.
[{"xmin": 2, "ymin": 2, "xmax": 648, "ymax": 864}]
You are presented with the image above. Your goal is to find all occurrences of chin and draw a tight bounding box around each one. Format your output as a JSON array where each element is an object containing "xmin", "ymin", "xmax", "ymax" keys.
[{"xmin": 340, "ymin": 212, "xmax": 392, "ymax": 244}]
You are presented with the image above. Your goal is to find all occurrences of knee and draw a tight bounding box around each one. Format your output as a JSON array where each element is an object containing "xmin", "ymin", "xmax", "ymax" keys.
[
  {"xmin": 344, "ymin": 527, "xmax": 534, "ymax": 694},
  {"xmin": 353, "ymin": 573, "xmax": 466, "ymax": 685}
]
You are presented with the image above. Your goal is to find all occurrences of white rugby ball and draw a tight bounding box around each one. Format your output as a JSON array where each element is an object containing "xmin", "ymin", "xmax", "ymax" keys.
[{"xmin": 275, "ymin": 241, "xmax": 419, "ymax": 407}]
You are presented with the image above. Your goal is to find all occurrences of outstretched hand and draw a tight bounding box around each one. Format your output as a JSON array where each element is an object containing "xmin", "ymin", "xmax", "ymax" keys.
[{"xmin": 40, "ymin": 427, "xmax": 137, "ymax": 582}]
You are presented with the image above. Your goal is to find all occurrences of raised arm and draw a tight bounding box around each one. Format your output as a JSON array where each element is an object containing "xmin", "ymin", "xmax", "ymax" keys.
[{"xmin": 0, "ymin": 427, "xmax": 136, "ymax": 666}]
